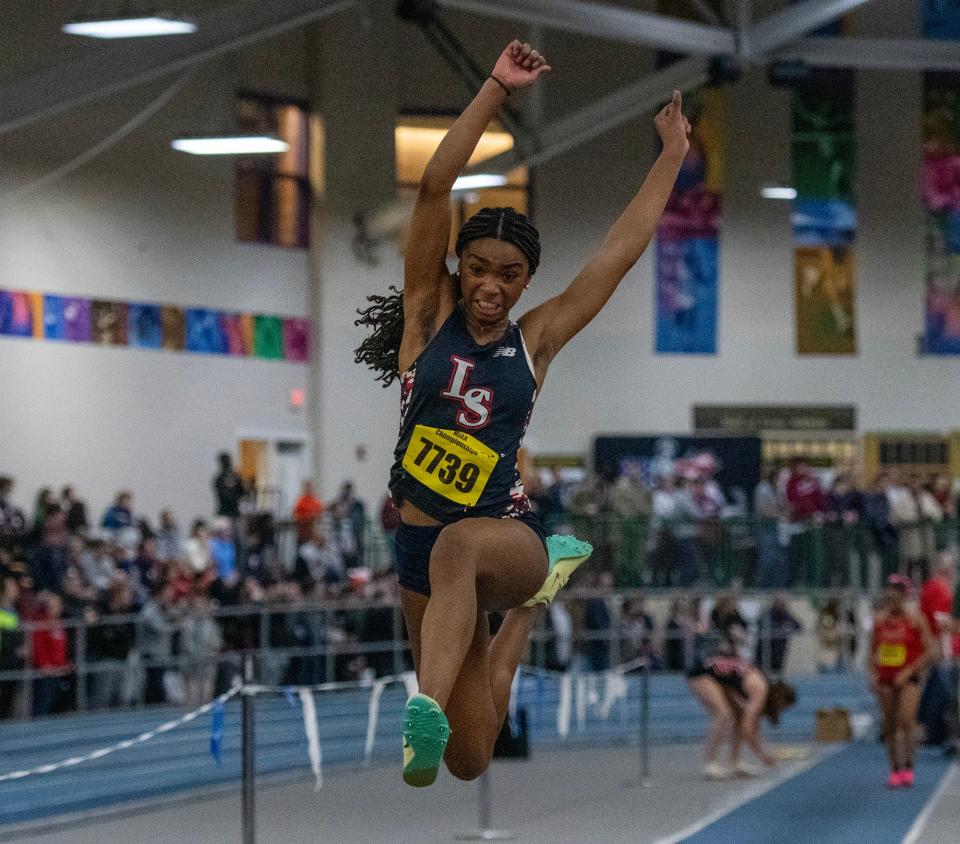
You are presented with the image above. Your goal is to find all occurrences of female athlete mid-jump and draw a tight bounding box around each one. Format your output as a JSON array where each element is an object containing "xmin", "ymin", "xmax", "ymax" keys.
[{"xmin": 356, "ymin": 39, "xmax": 690, "ymax": 787}]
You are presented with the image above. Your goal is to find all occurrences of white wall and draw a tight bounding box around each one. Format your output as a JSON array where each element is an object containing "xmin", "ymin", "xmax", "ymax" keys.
[{"xmin": 2, "ymin": 1, "xmax": 958, "ymax": 525}]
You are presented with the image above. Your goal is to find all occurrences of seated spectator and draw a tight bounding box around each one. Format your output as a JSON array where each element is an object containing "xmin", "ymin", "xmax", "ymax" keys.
[
  {"xmin": 79, "ymin": 531, "xmax": 117, "ymax": 594},
  {"xmin": 155, "ymin": 508, "xmax": 182, "ymax": 564},
  {"xmin": 59, "ymin": 566, "xmax": 96, "ymax": 620},
  {"xmin": 292, "ymin": 481, "xmax": 325, "ymax": 542},
  {"xmin": 29, "ymin": 505, "xmax": 71, "ymax": 593},
  {"xmin": 183, "ymin": 519, "xmax": 212, "ymax": 575},
  {"xmin": 30, "ymin": 592, "xmax": 72, "ymax": 716},
  {"xmin": 294, "ymin": 527, "xmax": 344, "ymax": 591},
  {"xmin": 61, "ymin": 486, "xmax": 88, "ymax": 533},
  {"xmin": 208, "ymin": 517, "xmax": 238, "ymax": 584},
  {"xmin": 101, "ymin": 491, "xmax": 134, "ymax": 532}
]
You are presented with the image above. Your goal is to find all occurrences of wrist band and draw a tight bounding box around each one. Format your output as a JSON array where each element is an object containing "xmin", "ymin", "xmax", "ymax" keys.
[{"xmin": 489, "ymin": 75, "xmax": 512, "ymax": 96}]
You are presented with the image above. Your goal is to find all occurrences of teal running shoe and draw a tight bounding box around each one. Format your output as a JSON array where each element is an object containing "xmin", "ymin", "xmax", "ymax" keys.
[
  {"xmin": 402, "ymin": 693, "xmax": 450, "ymax": 787},
  {"xmin": 524, "ymin": 535, "xmax": 593, "ymax": 607}
]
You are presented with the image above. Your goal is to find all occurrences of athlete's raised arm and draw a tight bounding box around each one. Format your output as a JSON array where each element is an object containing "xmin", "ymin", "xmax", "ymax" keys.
[
  {"xmin": 401, "ymin": 41, "xmax": 549, "ymax": 363},
  {"xmin": 522, "ymin": 91, "xmax": 691, "ymax": 366}
]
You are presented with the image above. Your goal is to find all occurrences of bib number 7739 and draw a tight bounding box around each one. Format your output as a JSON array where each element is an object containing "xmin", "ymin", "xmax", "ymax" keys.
[{"xmin": 402, "ymin": 425, "xmax": 499, "ymax": 507}]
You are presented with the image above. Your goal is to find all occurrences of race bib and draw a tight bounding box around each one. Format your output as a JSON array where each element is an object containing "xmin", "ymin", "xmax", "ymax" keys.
[
  {"xmin": 877, "ymin": 643, "xmax": 906, "ymax": 668},
  {"xmin": 402, "ymin": 425, "xmax": 500, "ymax": 507}
]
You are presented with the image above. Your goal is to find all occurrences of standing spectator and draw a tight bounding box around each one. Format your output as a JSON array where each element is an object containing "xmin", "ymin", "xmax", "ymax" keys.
[
  {"xmin": 155, "ymin": 508, "xmax": 182, "ymax": 564},
  {"xmin": 930, "ymin": 473, "xmax": 956, "ymax": 520},
  {"xmin": 294, "ymin": 527, "xmax": 344, "ymax": 591},
  {"xmin": 31, "ymin": 488, "xmax": 54, "ymax": 532},
  {"xmin": 663, "ymin": 597, "xmax": 688, "ymax": 672},
  {"xmin": 331, "ymin": 482, "xmax": 366, "ymax": 569},
  {"xmin": 86, "ymin": 581, "xmax": 136, "ymax": 709},
  {"xmin": 181, "ymin": 593, "xmax": 223, "ymax": 706},
  {"xmin": 59, "ymin": 567, "xmax": 96, "ymax": 620},
  {"xmin": 887, "ymin": 472, "xmax": 924, "ymax": 581},
  {"xmin": 29, "ymin": 506, "xmax": 71, "ymax": 593},
  {"xmin": 0, "ymin": 573, "xmax": 22, "ymax": 719},
  {"xmin": 621, "ymin": 596, "xmax": 658, "ymax": 667},
  {"xmin": 292, "ymin": 480, "xmax": 325, "ymax": 542},
  {"xmin": 913, "ymin": 475, "xmax": 944, "ymax": 570},
  {"xmin": 212, "ymin": 452, "xmax": 244, "ymax": 519},
  {"xmin": 208, "ymin": 518, "xmax": 238, "ymax": 584},
  {"xmin": 137, "ymin": 582, "xmax": 178, "ymax": 704},
  {"xmin": 60, "ymin": 486, "xmax": 88, "ymax": 534},
  {"xmin": 824, "ymin": 473, "xmax": 861, "ymax": 586},
  {"xmin": 101, "ymin": 491, "xmax": 134, "ymax": 532},
  {"xmin": 755, "ymin": 595, "xmax": 802, "ymax": 674},
  {"xmin": 30, "ymin": 592, "xmax": 72, "ymax": 716},
  {"xmin": 863, "ymin": 473, "xmax": 898, "ymax": 586},
  {"xmin": 816, "ymin": 596, "xmax": 857, "ymax": 672},
  {"xmin": 785, "ymin": 458, "xmax": 826, "ymax": 586},
  {"xmin": 0, "ymin": 477, "xmax": 26, "ymax": 555},
  {"xmin": 650, "ymin": 474, "xmax": 680, "ymax": 587},
  {"xmin": 582, "ymin": 572, "xmax": 614, "ymax": 671},
  {"xmin": 543, "ymin": 600, "xmax": 574, "ymax": 672},
  {"xmin": 754, "ymin": 468, "xmax": 786, "ymax": 588}
]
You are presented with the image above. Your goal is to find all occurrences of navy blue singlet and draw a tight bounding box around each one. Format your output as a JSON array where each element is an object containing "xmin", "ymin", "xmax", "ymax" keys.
[{"xmin": 389, "ymin": 306, "xmax": 537, "ymax": 524}]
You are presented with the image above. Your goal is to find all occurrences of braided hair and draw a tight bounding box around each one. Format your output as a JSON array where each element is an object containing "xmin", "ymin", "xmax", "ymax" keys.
[{"xmin": 354, "ymin": 207, "xmax": 540, "ymax": 387}]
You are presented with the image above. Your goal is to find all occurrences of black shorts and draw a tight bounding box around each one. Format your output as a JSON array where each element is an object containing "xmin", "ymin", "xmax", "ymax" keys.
[{"xmin": 394, "ymin": 510, "xmax": 547, "ymax": 597}]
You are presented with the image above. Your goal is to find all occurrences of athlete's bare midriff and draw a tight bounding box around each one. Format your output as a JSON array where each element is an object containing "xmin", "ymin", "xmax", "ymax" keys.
[{"xmin": 399, "ymin": 500, "xmax": 445, "ymax": 527}]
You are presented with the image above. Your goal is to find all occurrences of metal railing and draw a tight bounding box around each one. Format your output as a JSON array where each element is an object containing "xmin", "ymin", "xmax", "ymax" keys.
[
  {"xmin": 548, "ymin": 513, "xmax": 958, "ymax": 590},
  {"xmin": 0, "ymin": 589, "xmax": 865, "ymax": 722}
]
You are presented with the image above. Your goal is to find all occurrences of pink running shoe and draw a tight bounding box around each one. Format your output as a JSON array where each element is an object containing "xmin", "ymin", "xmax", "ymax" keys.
[
  {"xmin": 886, "ymin": 771, "xmax": 904, "ymax": 788},
  {"xmin": 901, "ymin": 770, "xmax": 915, "ymax": 787}
]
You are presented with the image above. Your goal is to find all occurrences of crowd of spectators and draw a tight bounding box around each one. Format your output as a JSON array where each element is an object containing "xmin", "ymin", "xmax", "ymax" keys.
[
  {"xmin": 0, "ymin": 457, "xmax": 388, "ymax": 720},
  {"xmin": 525, "ymin": 456, "xmax": 959, "ymax": 590}
]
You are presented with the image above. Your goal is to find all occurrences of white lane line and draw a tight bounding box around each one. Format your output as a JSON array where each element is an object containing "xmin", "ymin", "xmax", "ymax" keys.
[
  {"xmin": 901, "ymin": 762, "xmax": 959, "ymax": 844},
  {"xmin": 651, "ymin": 745, "xmax": 846, "ymax": 844}
]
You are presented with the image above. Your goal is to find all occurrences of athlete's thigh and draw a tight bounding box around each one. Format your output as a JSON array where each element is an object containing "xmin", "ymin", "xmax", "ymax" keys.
[
  {"xmin": 690, "ymin": 676, "xmax": 733, "ymax": 720},
  {"xmin": 897, "ymin": 682, "xmax": 922, "ymax": 722},
  {"xmin": 741, "ymin": 670, "xmax": 768, "ymax": 718},
  {"xmin": 437, "ymin": 517, "xmax": 547, "ymax": 612}
]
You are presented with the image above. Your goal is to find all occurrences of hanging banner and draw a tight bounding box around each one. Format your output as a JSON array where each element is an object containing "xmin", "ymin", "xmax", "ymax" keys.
[
  {"xmin": 791, "ymin": 69, "xmax": 857, "ymax": 355},
  {"xmin": 654, "ymin": 87, "xmax": 723, "ymax": 355},
  {"xmin": 0, "ymin": 286, "xmax": 310, "ymax": 363},
  {"xmin": 921, "ymin": 3, "xmax": 960, "ymax": 353},
  {"xmin": 653, "ymin": 0, "xmax": 723, "ymax": 355}
]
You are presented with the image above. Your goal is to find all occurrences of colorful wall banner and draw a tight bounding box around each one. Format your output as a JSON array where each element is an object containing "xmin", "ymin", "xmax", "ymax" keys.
[
  {"xmin": 0, "ymin": 286, "xmax": 309, "ymax": 363},
  {"xmin": 654, "ymin": 86, "xmax": 724, "ymax": 355},
  {"xmin": 791, "ymin": 69, "xmax": 857, "ymax": 355},
  {"xmin": 922, "ymin": 3, "xmax": 960, "ymax": 353}
]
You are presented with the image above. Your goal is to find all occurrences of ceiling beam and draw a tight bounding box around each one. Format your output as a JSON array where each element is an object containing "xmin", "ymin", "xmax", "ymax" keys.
[
  {"xmin": 435, "ymin": 0, "xmax": 736, "ymax": 55},
  {"xmin": 472, "ymin": 55, "xmax": 711, "ymax": 175},
  {"xmin": 741, "ymin": 0, "xmax": 878, "ymax": 57},
  {"xmin": 0, "ymin": 0, "xmax": 355, "ymax": 135},
  {"xmin": 778, "ymin": 37, "xmax": 960, "ymax": 72}
]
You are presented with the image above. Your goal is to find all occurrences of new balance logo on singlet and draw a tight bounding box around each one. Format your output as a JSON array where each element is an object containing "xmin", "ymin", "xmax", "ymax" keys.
[
  {"xmin": 492, "ymin": 347, "xmax": 516, "ymax": 358},
  {"xmin": 441, "ymin": 356, "xmax": 492, "ymax": 429}
]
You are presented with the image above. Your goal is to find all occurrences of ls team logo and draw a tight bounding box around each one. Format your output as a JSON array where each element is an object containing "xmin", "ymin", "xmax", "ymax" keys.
[{"xmin": 441, "ymin": 356, "xmax": 492, "ymax": 429}]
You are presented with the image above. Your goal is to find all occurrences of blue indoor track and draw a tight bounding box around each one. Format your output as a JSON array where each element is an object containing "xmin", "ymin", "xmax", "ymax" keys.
[{"xmin": 680, "ymin": 745, "xmax": 953, "ymax": 844}]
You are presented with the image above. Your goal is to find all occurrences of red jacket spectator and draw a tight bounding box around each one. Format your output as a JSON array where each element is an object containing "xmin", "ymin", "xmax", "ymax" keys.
[
  {"xmin": 920, "ymin": 560, "xmax": 960, "ymax": 658},
  {"xmin": 31, "ymin": 597, "xmax": 70, "ymax": 672},
  {"xmin": 293, "ymin": 481, "xmax": 325, "ymax": 541},
  {"xmin": 786, "ymin": 461, "xmax": 825, "ymax": 522}
]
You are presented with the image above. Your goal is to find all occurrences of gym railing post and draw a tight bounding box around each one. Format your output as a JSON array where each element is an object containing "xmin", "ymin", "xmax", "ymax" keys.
[
  {"xmin": 241, "ymin": 652, "xmax": 257, "ymax": 844},
  {"xmin": 455, "ymin": 768, "xmax": 516, "ymax": 841},
  {"xmin": 624, "ymin": 657, "xmax": 651, "ymax": 788}
]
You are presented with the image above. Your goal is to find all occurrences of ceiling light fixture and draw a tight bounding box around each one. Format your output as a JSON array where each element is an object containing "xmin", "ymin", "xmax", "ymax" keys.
[
  {"xmin": 63, "ymin": 13, "xmax": 197, "ymax": 39},
  {"xmin": 760, "ymin": 185, "xmax": 797, "ymax": 200},
  {"xmin": 452, "ymin": 173, "xmax": 508, "ymax": 191},
  {"xmin": 171, "ymin": 134, "xmax": 289, "ymax": 156}
]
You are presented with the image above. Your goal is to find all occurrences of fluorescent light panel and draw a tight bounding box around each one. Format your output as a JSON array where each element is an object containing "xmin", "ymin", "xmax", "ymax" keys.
[
  {"xmin": 453, "ymin": 174, "xmax": 509, "ymax": 191},
  {"xmin": 761, "ymin": 185, "xmax": 797, "ymax": 200},
  {"xmin": 171, "ymin": 136, "xmax": 289, "ymax": 155},
  {"xmin": 63, "ymin": 15, "xmax": 197, "ymax": 39}
]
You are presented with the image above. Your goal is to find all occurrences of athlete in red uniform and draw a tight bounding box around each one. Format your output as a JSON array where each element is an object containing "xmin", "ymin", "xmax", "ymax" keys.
[{"xmin": 869, "ymin": 575, "xmax": 935, "ymax": 788}]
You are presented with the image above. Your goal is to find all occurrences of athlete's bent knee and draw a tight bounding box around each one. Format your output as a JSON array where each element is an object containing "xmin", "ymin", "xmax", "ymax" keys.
[{"xmin": 446, "ymin": 752, "xmax": 490, "ymax": 781}]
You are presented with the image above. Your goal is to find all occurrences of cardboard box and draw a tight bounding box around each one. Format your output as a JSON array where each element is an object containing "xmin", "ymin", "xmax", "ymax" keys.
[{"xmin": 815, "ymin": 707, "xmax": 852, "ymax": 742}]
